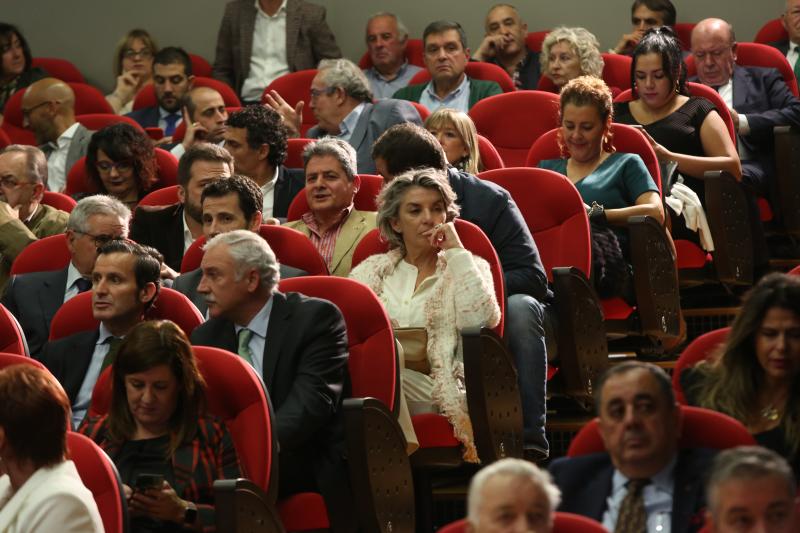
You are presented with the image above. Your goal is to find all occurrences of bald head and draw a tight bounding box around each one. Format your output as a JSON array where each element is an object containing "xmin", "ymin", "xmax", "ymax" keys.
[
  {"xmin": 24, "ymin": 78, "xmax": 76, "ymax": 111},
  {"xmin": 692, "ymin": 18, "xmax": 735, "ymax": 45},
  {"xmin": 185, "ymin": 86, "xmax": 228, "ymax": 143},
  {"xmin": 691, "ymin": 18, "xmax": 737, "ymax": 87},
  {"xmin": 21, "ymin": 78, "xmax": 77, "ymax": 143}
]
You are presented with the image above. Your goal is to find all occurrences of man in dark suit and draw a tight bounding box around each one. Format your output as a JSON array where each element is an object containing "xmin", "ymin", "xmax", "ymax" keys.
[
  {"xmin": 212, "ymin": 0, "xmax": 342, "ymax": 102},
  {"xmin": 173, "ymin": 175, "xmax": 306, "ymax": 315},
  {"xmin": 3, "ymin": 195, "xmax": 130, "ymax": 357},
  {"xmin": 39, "ymin": 240, "xmax": 161, "ymax": 428},
  {"xmin": 190, "ymin": 229, "xmax": 354, "ymax": 532},
  {"xmin": 264, "ymin": 58, "xmax": 422, "ymax": 174},
  {"xmin": 126, "ymin": 47, "xmax": 194, "ymax": 138},
  {"xmin": 130, "ymin": 143, "xmax": 233, "ymax": 272},
  {"xmin": 549, "ymin": 362, "xmax": 715, "ymax": 533},
  {"xmin": 222, "ymin": 105, "xmax": 304, "ymax": 220}
]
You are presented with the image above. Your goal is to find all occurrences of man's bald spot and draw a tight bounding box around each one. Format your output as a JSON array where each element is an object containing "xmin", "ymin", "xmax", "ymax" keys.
[
  {"xmin": 24, "ymin": 78, "xmax": 76, "ymax": 109},
  {"xmin": 692, "ymin": 17, "xmax": 735, "ymax": 45}
]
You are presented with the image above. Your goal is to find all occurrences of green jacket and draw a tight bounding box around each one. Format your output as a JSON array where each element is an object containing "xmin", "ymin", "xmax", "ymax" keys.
[{"xmin": 392, "ymin": 77, "xmax": 503, "ymax": 110}]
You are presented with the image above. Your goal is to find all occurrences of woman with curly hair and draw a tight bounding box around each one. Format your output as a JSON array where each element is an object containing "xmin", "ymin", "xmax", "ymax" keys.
[
  {"xmin": 82, "ymin": 123, "xmax": 158, "ymax": 210},
  {"xmin": 540, "ymin": 27, "xmax": 604, "ymax": 92},
  {"xmin": 424, "ymin": 108, "xmax": 481, "ymax": 174}
]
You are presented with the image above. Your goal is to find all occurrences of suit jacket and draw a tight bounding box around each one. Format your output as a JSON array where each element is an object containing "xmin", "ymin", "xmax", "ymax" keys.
[
  {"xmin": 770, "ymin": 39, "xmax": 791, "ymax": 56},
  {"xmin": 173, "ymin": 262, "xmax": 308, "ymax": 316},
  {"xmin": 39, "ymin": 123, "xmax": 92, "ymax": 184},
  {"xmin": 549, "ymin": 449, "xmax": 717, "ymax": 533},
  {"xmin": 273, "ymin": 165, "xmax": 306, "ymax": 218},
  {"xmin": 130, "ymin": 203, "xmax": 186, "ymax": 271},
  {"xmin": 392, "ymin": 77, "xmax": 504, "ymax": 111},
  {"xmin": 307, "ymin": 100, "xmax": 422, "ymax": 174},
  {"xmin": 39, "ymin": 329, "xmax": 99, "ymax": 405},
  {"xmin": 2, "ymin": 267, "xmax": 69, "ymax": 358},
  {"xmin": 212, "ymin": 0, "xmax": 342, "ymax": 95},
  {"xmin": 125, "ymin": 106, "xmax": 160, "ymax": 129},
  {"xmin": 285, "ymin": 209, "xmax": 376, "ymax": 277}
]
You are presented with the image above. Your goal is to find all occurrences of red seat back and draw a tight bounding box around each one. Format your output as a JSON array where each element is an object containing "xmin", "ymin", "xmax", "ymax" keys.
[
  {"xmin": 263, "ymin": 70, "xmax": 318, "ymax": 136},
  {"xmin": 31, "ymin": 57, "xmax": 86, "ymax": 83},
  {"xmin": 0, "ymin": 352, "xmax": 45, "ymax": 370},
  {"xmin": 285, "ymin": 137, "xmax": 313, "ymax": 169},
  {"xmin": 789, "ymin": 264, "xmax": 800, "ymax": 277},
  {"xmin": 439, "ymin": 513, "xmax": 608, "ymax": 533},
  {"xmin": 132, "ymin": 77, "xmax": 241, "ymax": 111},
  {"xmin": 286, "ymin": 174, "xmax": 383, "ymax": 221},
  {"xmin": 42, "ymin": 191, "xmax": 77, "ymax": 213},
  {"xmin": 477, "ymin": 134, "xmax": 504, "ymax": 170},
  {"xmin": 137, "ymin": 185, "xmax": 179, "ymax": 207},
  {"xmin": 10, "ymin": 234, "xmax": 70, "ymax": 276},
  {"xmin": 189, "ymin": 54, "xmax": 213, "ymax": 77},
  {"xmin": 410, "ymin": 101, "xmax": 430, "ymax": 121},
  {"xmin": 408, "ymin": 62, "xmax": 516, "ymax": 93},
  {"xmin": 358, "ymin": 38, "xmax": 425, "ymax": 69},
  {"xmin": 567, "ymin": 405, "xmax": 756, "ymax": 456},
  {"xmin": 755, "ymin": 18, "xmax": 788, "ymax": 44},
  {"xmin": 0, "ymin": 305, "xmax": 29, "ymax": 356},
  {"xmin": 0, "ymin": 128, "xmax": 10, "ymax": 149},
  {"xmin": 469, "ymin": 91, "xmax": 560, "ymax": 167},
  {"xmin": 77, "ymin": 113, "xmax": 144, "ymax": 133},
  {"xmin": 674, "ymin": 22, "xmax": 696, "ymax": 51},
  {"xmin": 672, "ymin": 327, "xmax": 730, "ymax": 404},
  {"xmin": 525, "ymin": 30, "xmax": 550, "ymax": 53},
  {"xmin": 66, "ymin": 147, "xmax": 178, "ymax": 196},
  {"xmin": 180, "ymin": 224, "xmax": 329, "ymax": 275}
]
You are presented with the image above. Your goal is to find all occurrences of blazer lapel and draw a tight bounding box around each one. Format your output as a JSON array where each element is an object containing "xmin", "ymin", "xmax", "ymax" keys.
[
  {"xmin": 329, "ymin": 211, "xmax": 367, "ymax": 275},
  {"xmin": 347, "ymin": 103, "xmax": 373, "ymax": 156},
  {"xmin": 240, "ymin": 2, "xmax": 257, "ymax": 84},
  {"xmin": 39, "ymin": 268, "xmax": 69, "ymax": 330},
  {"xmin": 263, "ymin": 292, "xmax": 291, "ymax": 391},
  {"xmin": 732, "ymin": 67, "xmax": 749, "ymax": 110},
  {"xmin": 285, "ymin": 0, "xmax": 301, "ymax": 71}
]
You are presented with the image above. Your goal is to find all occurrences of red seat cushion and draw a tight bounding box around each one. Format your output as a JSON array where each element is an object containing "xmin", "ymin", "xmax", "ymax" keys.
[
  {"xmin": 674, "ymin": 240, "xmax": 711, "ymax": 269},
  {"xmin": 412, "ymin": 413, "xmax": 460, "ymax": 448},
  {"xmin": 278, "ymin": 492, "xmax": 330, "ymax": 530},
  {"xmin": 601, "ymin": 297, "xmax": 635, "ymax": 321}
]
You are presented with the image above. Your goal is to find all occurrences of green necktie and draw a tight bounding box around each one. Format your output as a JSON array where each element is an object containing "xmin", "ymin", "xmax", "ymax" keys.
[
  {"xmin": 101, "ymin": 336, "xmax": 123, "ymax": 371},
  {"xmin": 614, "ymin": 478, "xmax": 650, "ymax": 533},
  {"xmin": 794, "ymin": 51, "xmax": 800, "ymax": 83},
  {"xmin": 237, "ymin": 328, "xmax": 254, "ymax": 367}
]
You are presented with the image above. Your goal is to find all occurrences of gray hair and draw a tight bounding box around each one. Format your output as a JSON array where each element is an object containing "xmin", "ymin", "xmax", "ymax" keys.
[
  {"xmin": 467, "ymin": 458, "xmax": 561, "ymax": 527},
  {"xmin": 203, "ymin": 229, "xmax": 280, "ymax": 292},
  {"xmin": 1, "ymin": 145, "xmax": 48, "ymax": 187},
  {"xmin": 67, "ymin": 195, "xmax": 131, "ymax": 236},
  {"xmin": 595, "ymin": 361, "xmax": 675, "ymax": 414},
  {"xmin": 376, "ymin": 168, "xmax": 459, "ymax": 255},
  {"xmin": 317, "ymin": 58, "xmax": 373, "ymax": 103},
  {"xmin": 366, "ymin": 12, "xmax": 409, "ymax": 41},
  {"xmin": 302, "ymin": 137, "xmax": 358, "ymax": 182},
  {"xmin": 541, "ymin": 26, "xmax": 604, "ymax": 80},
  {"xmin": 707, "ymin": 446, "xmax": 796, "ymax": 516}
]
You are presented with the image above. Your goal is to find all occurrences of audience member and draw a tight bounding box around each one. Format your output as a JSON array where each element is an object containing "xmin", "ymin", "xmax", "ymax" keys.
[
  {"xmin": 172, "ymin": 175, "xmax": 306, "ymax": 315},
  {"xmin": 131, "ymin": 142, "xmax": 232, "ymax": 272},
  {"xmin": 0, "ymin": 365, "xmax": 103, "ymax": 532},
  {"xmin": 105, "ymin": 29, "xmax": 158, "ymax": 115},
  {"xmin": 285, "ymin": 138, "xmax": 375, "ymax": 277},
  {"xmin": 350, "ymin": 168, "xmax": 500, "ymax": 462},
  {"xmin": 40, "ymin": 240, "xmax": 162, "ymax": 428},
  {"xmin": 265, "ymin": 58, "xmax": 421, "ymax": 174},
  {"xmin": 770, "ymin": 0, "xmax": 800, "ymax": 74},
  {"xmin": 212, "ymin": 0, "xmax": 342, "ymax": 102},
  {"xmin": 126, "ymin": 47, "xmax": 194, "ymax": 138},
  {"xmin": 3, "ymin": 195, "xmax": 130, "ymax": 358},
  {"xmin": 80, "ymin": 320, "xmax": 241, "ymax": 531},
  {"xmin": 22, "ymin": 78, "xmax": 92, "ymax": 192},
  {"xmin": 0, "ymin": 23, "xmax": 47, "ymax": 119},
  {"xmin": 363, "ymin": 12, "xmax": 423, "ymax": 99},
  {"xmin": 540, "ymin": 27, "xmax": 604, "ymax": 92},
  {"xmin": 222, "ymin": 105, "xmax": 304, "ymax": 219},
  {"xmin": 393, "ymin": 20, "xmax": 502, "ymax": 113},
  {"xmin": 705, "ymin": 446, "xmax": 798, "ymax": 533},
  {"xmin": 424, "ymin": 107, "xmax": 482, "ymax": 174},
  {"xmin": 550, "ymin": 361, "xmax": 715, "ymax": 533},
  {"xmin": 170, "ymin": 86, "xmax": 229, "ymax": 159},
  {"xmin": 682, "ymin": 273, "xmax": 800, "ymax": 476},
  {"xmin": 372, "ymin": 124, "xmax": 552, "ymax": 459},
  {"xmin": 466, "ymin": 458, "xmax": 561, "ymax": 533},
  {"xmin": 612, "ymin": 0, "xmax": 677, "ymax": 55},
  {"xmin": 190, "ymin": 230, "xmax": 356, "ymax": 532},
  {"xmin": 82, "ymin": 122, "xmax": 158, "ymax": 210},
  {"xmin": 474, "ymin": 4, "xmax": 541, "ymax": 90}
]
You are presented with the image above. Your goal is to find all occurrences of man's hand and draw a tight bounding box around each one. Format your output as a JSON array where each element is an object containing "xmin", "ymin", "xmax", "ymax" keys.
[
  {"xmin": 263, "ymin": 90, "xmax": 303, "ymax": 137},
  {"xmin": 613, "ymin": 29, "xmax": 644, "ymax": 54},
  {"xmin": 181, "ymin": 106, "xmax": 208, "ymax": 149},
  {"xmin": 473, "ymin": 34, "xmax": 510, "ymax": 61},
  {"xmin": 0, "ymin": 200, "xmax": 21, "ymax": 221},
  {"xmin": 729, "ymin": 108, "xmax": 740, "ymax": 133}
]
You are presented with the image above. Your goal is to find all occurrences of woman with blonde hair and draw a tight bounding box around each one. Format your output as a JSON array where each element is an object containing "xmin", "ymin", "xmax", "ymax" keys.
[
  {"xmin": 425, "ymin": 108, "xmax": 482, "ymax": 174},
  {"xmin": 540, "ymin": 27, "xmax": 604, "ymax": 91},
  {"xmin": 106, "ymin": 29, "xmax": 158, "ymax": 114}
]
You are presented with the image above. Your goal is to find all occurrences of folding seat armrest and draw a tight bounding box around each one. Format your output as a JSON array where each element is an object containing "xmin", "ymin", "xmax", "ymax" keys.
[
  {"xmin": 550, "ymin": 267, "xmax": 608, "ymax": 409},
  {"xmin": 772, "ymin": 126, "xmax": 800, "ymax": 235},
  {"xmin": 214, "ymin": 478, "xmax": 285, "ymax": 533},
  {"xmin": 703, "ymin": 170, "xmax": 754, "ymax": 285},
  {"xmin": 462, "ymin": 327, "xmax": 524, "ymax": 462},
  {"xmin": 626, "ymin": 215, "xmax": 681, "ymax": 338},
  {"xmin": 343, "ymin": 397, "xmax": 415, "ymax": 532}
]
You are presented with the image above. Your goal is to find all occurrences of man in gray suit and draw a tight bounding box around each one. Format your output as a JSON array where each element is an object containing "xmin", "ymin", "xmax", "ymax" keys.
[
  {"xmin": 2, "ymin": 195, "xmax": 130, "ymax": 358},
  {"xmin": 22, "ymin": 78, "xmax": 92, "ymax": 192},
  {"xmin": 212, "ymin": 0, "xmax": 342, "ymax": 102},
  {"xmin": 173, "ymin": 175, "xmax": 306, "ymax": 315},
  {"xmin": 265, "ymin": 58, "xmax": 422, "ymax": 173}
]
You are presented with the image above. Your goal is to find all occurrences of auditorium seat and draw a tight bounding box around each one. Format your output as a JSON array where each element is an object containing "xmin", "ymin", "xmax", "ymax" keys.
[
  {"xmin": 65, "ymin": 147, "xmax": 179, "ymax": 196},
  {"xmin": 285, "ymin": 174, "xmax": 383, "ymax": 221},
  {"xmin": 137, "ymin": 185, "xmax": 179, "ymax": 207},
  {"xmin": 0, "ymin": 352, "xmax": 45, "ymax": 369},
  {"xmin": 132, "ymin": 77, "xmax": 241, "ymax": 112},
  {"xmin": 262, "ymin": 69, "xmax": 317, "ymax": 136},
  {"xmin": 525, "ymin": 30, "xmax": 550, "ymax": 53},
  {"xmin": 42, "ymin": 191, "xmax": 77, "ymax": 213},
  {"xmin": 672, "ymin": 327, "xmax": 730, "ymax": 405},
  {"xmin": 285, "ymin": 137, "xmax": 313, "ymax": 169},
  {"xmin": 10, "ymin": 234, "xmax": 70, "ymax": 276},
  {"xmin": 673, "ymin": 22, "xmax": 696, "ymax": 51},
  {"xmin": 31, "ymin": 57, "xmax": 86, "ymax": 83},
  {"xmin": 189, "ymin": 54, "xmax": 213, "ymax": 77},
  {"xmin": 754, "ymin": 18, "xmax": 788, "ymax": 44},
  {"xmin": 76, "ymin": 113, "xmax": 144, "ymax": 133},
  {"xmin": 408, "ymin": 62, "xmax": 516, "ymax": 93},
  {"xmin": 0, "ymin": 305, "xmax": 29, "ymax": 356},
  {"xmin": 477, "ymin": 134, "xmax": 504, "ymax": 170}
]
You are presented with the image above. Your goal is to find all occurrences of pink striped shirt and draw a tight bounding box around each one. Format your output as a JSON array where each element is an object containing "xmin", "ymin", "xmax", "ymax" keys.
[{"xmin": 301, "ymin": 207, "xmax": 353, "ymax": 270}]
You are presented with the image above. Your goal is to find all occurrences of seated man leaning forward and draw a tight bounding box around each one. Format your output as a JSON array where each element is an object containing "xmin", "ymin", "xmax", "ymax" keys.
[
  {"xmin": 284, "ymin": 138, "xmax": 376, "ymax": 277},
  {"xmin": 549, "ymin": 361, "xmax": 716, "ymax": 533}
]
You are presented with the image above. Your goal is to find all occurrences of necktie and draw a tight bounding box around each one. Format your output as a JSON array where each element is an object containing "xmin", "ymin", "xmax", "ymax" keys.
[
  {"xmin": 164, "ymin": 113, "xmax": 180, "ymax": 137},
  {"xmin": 101, "ymin": 336, "xmax": 124, "ymax": 371},
  {"xmin": 614, "ymin": 478, "xmax": 650, "ymax": 533},
  {"xmin": 75, "ymin": 278, "xmax": 92, "ymax": 293},
  {"xmin": 237, "ymin": 328, "xmax": 255, "ymax": 367}
]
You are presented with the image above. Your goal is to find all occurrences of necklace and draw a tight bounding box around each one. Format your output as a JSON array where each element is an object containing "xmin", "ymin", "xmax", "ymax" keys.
[{"xmin": 760, "ymin": 405, "xmax": 781, "ymax": 421}]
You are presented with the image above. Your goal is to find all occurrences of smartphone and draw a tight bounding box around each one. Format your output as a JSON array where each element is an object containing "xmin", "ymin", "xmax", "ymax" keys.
[
  {"xmin": 144, "ymin": 127, "xmax": 164, "ymax": 141},
  {"xmin": 134, "ymin": 473, "xmax": 164, "ymax": 491}
]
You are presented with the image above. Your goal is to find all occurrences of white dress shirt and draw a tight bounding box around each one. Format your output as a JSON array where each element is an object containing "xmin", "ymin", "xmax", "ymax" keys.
[
  {"xmin": 787, "ymin": 42, "xmax": 800, "ymax": 73},
  {"xmin": 182, "ymin": 211, "xmax": 195, "ymax": 252},
  {"xmin": 717, "ymin": 79, "xmax": 752, "ymax": 158},
  {"xmin": 602, "ymin": 456, "xmax": 676, "ymax": 533},
  {"xmin": 234, "ymin": 297, "xmax": 273, "ymax": 379},
  {"xmin": 419, "ymin": 75, "xmax": 471, "ymax": 114},
  {"xmin": 260, "ymin": 166, "xmax": 280, "ymax": 218},
  {"xmin": 241, "ymin": 0, "xmax": 290, "ymax": 101},
  {"xmin": 72, "ymin": 323, "xmax": 121, "ymax": 428},
  {"xmin": 46, "ymin": 122, "xmax": 80, "ymax": 193}
]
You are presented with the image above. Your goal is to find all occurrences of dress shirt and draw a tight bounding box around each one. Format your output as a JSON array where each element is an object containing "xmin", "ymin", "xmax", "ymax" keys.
[
  {"xmin": 241, "ymin": 0, "xmax": 290, "ymax": 101},
  {"xmin": 364, "ymin": 61, "xmax": 424, "ymax": 100},
  {"xmin": 46, "ymin": 122, "xmax": 80, "ymax": 192},
  {"xmin": 337, "ymin": 103, "xmax": 366, "ymax": 142},
  {"xmin": 260, "ymin": 166, "xmax": 280, "ymax": 218},
  {"xmin": 234, "ymin": 297, "xmax": 273, "ymax": 379},
  {"xmin": 64, "ymin": 261, "xmax": 87, "ymax": 303},
  {"xmin": 182, "ymin": 210, "xmax": 195, "ymax": 252},
  {"xmin": 419, "ymin": 74, "xmax": 471, "ymax": 113},
  {"xmin": 602, "ymin": 456, "xmax": 676, "ymax": 533},
  {"xmin": 158, "ymin": 107, "xmax": 183, "ymax": 135},
  {"xmin": 72, "ymin": 323, "xmax": 122, "ymax": 428},
  {"xmin": 787, "ymin": 42, "xmax": 800, "ymax": 74},
  {"xmin": 171, "ymin": 139, "xmax": 224, "ymax": 160},
  {"xmin": 717, "ymin": 79, "xmax": 752, "ymax": 158},
  {"xmin": 301, "ymin": 206, "xmax": 352, "ymax": 269}
]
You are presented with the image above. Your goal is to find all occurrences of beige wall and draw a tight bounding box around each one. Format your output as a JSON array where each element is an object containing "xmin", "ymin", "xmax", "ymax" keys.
[{"xmin": 2, "ymin": 0, "xmax": 787, "ymax": 93}]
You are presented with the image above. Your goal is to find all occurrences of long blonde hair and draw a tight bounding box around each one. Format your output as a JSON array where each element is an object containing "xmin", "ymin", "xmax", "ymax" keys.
[{"xmin": 425, "ymin": 108, "xmax": 482, "ymax": 174}]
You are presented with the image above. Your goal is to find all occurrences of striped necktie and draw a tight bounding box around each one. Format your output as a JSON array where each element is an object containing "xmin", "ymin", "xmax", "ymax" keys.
[{"xmin": 101, "ymin": 336, "xmax": 123, "ymax": 371}]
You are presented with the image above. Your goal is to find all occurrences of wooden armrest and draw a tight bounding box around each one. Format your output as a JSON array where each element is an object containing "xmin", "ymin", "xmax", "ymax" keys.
[
  {"xmin": 214, "ymin": 478, "xmax": 285, "ymax": 533},
  {"xmin": 703, "ymin": 170, "xmax": 754, "ymax": 285}
]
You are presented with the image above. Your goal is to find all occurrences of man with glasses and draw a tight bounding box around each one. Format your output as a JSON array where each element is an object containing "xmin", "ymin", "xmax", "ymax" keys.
[
  {"xmin": 21, "ymin": 78, "xmax": 93, "ymax": 193},
  {"xmin": 392, "ymin": 20, "xmax": 503, "ymax": 113},
  {"xmin": 3, "ymin": 195, "xmax": 129, "ymax": 357},
  {"xmin": 0, "ymin": 145, "xmax": 69, "ymax": 294}
]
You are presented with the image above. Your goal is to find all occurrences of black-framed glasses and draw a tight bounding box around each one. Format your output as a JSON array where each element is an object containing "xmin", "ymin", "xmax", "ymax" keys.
[
  {"xmin": 309, "ymin": 86, "xmax": 337, "ymax": 99},
  {"xmin": 75, "ymin": 231, "xmax": 123, "ymax": 248},
  {"xmin": 21, "ymin": 100, "xmax": 54, "ymax": 118},
  {"xmin": 123, "ymin": 48, "xmax": 153, "ymax": 59},
  {"xmin": 95, "ymin": 160, "xmax": 134, "ymax": 173}
]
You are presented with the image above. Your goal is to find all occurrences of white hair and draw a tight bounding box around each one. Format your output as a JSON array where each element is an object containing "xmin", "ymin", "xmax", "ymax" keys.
[
  {"xmin": 367, "ymin": 12, "xmax": 409, "ymax": 41},
  {"xmin": 68, "ymin": 195, "xmax": 131, "ymax": 236},
  {"xmin": 203, "ymin": 229, "xmax": 280, "ymax": 292}
]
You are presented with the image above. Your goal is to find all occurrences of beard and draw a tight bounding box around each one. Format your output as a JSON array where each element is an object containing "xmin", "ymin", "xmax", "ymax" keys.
[{"xmin": 185, "ymin": 199, "xmax": 203, "ymax": 223}]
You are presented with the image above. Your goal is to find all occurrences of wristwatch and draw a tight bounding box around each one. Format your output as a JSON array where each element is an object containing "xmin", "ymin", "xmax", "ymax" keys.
[
  {"xmin": 588, "ymin": 201, "xmax": 607, "ymax": 224},
  {"xmin": 183, "ymin": 501, "xmax": 198, "ymax": 526}
]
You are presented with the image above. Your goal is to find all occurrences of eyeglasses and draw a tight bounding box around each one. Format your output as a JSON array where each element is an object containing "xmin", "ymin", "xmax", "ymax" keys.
[
  {"xmin": 123, "ymin": 48, "xmax": 153, "ymax": 59},
  {"xmin": 75, "ymin": 231, "xmax": 123, "ymax": 248},
  {"xmin": 309, "ymin": 87, "xmax": 337, "ymax": 99},
  {"xmin": 21, "ymin": 100, "xmax": 54, "ymax": 118},
  {"xmin": 95, "ymin": 160, "xmax": 134, "ymax": 173},
  {"xmin": 0, "ymin": 176, "xmax": 32, "ymax": 189}
]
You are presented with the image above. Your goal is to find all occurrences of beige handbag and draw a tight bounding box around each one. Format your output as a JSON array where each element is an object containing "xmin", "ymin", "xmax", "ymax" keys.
[{"xmin": 393, "ymin": 327, "xmax": 430, "ymax": 375}]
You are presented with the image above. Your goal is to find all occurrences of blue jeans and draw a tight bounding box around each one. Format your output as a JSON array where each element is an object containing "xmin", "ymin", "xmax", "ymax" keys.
[{"xmin": 506, "ymin": 293, "xmax": 553, "ymax": 453}]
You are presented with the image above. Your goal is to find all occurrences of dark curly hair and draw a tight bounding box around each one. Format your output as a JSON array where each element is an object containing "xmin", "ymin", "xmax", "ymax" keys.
[
  {"xmin": 225, "ymin": 105, "xmax": 288, "ymax": 168},
  {"xmin": 200, "ymin": 174, "xmax": 264, "ymax": 224},
  {"xmin": 631, "ymin": 26, "xmax": 687, "ymax": 98},
  {"xmin": 86, "ymin": 123, "xmax": 158, "ymax": 195}
]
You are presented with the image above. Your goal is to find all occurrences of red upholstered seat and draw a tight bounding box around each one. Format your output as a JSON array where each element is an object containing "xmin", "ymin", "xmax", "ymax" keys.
[
  {"xmin": 358, "ymin": 38, "xmax": 425, "ymax": 69},
  {"xmin": 285, "ymin": 137, "xmax": 313, "ymax": 169},
  {"xmin": 410, "ymin": 101, "xmax": 430, "ymax": 120},
  {"xmin": 189, "ymin": 54, "xmax": 213, "ymax": 77},
  {"xmin": 755, "ymin": 18, "xmax": 788, "ymax": 44},
  {"xmin": 525, "ymin": 30, "xmax": 550, "ymax": 53},
  {"xmin": 439, "ymin": 513, "xmax": 608, "ymax": 533},
  {"xmin": 672, "ymin": 327, "xmax": 730, "ymax": 404},
  {"xmin": 0, "ymin": 352, "xmax": 45, "ymax": 370},
  {"xmin": 42, "ymin": 191, "xmax": 77, "ymax": 213},
  {"xmin": 0, "ymin": 306, "xmax": 29, "ymax": 356},
  {"xmin": 133, "ymin": 77, "xmax": 241, "ymax": 111},
  {"xmin": 408, "ymin": 62, "xmax": 516, "ymax": 93},
  {"xmin": 137, "ymin": 185, "xmax": 179, "ymax": 207},
  {"xmin": 77, "ymin": 113, "xmax": 144, "ymax": 133},
  {"xmin": 674, "ymin": 22, "xmax": 696, "ymax": 51},
  {"xmin": 65, "ymin": 147, "xmax": 178, "ymax": 196},
  {"xmin": 31, "ymin": 57, "xmax": 86, "ymax": 83},
  {"xmin": 286, "ymin": 174, "xmax": 383, "ymax": 221},
  {"xmin": 262, "ymin": 69, "xmax": 317, "ymax": 136},
  {"xmin": 469, "ymin": 90, "xmax": 560, "ymax": 167},
  {"xmin": 10, "ymin": 234, "xmax": 70, "ymax": 276},
  {"xmin": 477, "ymin": 134, "xmax": 504, "ymax": 170},
  {"xmin": 789, "ymin": 264, "xmax": 800, "ymax": 276},
  {"xmin": 180, "ymin": 224, "xmax": 329, "ymax": 275},
  {"xmin": 412, "ymin": 413, "xmax": 460, "ymax": 448}
]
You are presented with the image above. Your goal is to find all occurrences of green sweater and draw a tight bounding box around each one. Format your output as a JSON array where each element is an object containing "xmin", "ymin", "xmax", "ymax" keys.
[{"xmin": 392, "ymin": 77, "xmax": 503, "ymax": 110}]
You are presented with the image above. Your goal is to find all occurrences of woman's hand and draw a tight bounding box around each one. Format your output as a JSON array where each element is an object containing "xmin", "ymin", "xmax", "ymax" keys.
[
  {"xmin": 129, "ymin": 480, "xmax": 188, "ymax": 523},
  {"xmin": 637, "ymin": 126, "xmax": 673, "ymax": 162},
  {"xmin": 112, "ymin": 71, "xmax": 141, "ymax": 104},
  {"xmin": 423, "ymin": 222, "xmax": 463, "ymax": 251}
]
